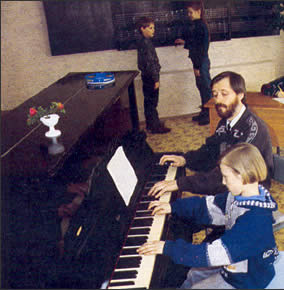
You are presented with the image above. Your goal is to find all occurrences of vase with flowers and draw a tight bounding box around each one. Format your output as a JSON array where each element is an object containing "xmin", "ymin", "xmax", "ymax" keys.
[
  {"xmin": 27, "ymin": 102, "xmax": 66, "ymax": 155},
  {"xmin": 27, "ymin": 102, "xmax": 65, "ymax": 137}
]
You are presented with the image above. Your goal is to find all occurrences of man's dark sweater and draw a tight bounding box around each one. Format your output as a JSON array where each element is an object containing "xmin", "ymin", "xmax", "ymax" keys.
[{"xmin": 177, "ymin": 106, "xmax": 274, "ymax": 194}]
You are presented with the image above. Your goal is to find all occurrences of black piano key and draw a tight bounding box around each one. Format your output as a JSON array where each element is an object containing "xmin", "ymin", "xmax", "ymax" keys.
[
  {"xmin": 141, "ymin": 190, "xmax": 152, "ymax": 197},
  {"xmin": 148, "ymin": 174, "xmax": 166, "ymax": 181},
  {"xmin": 109, "ymin": 281, "xmax": 135, "ymax": 287},
  {"xmin": 137, "ymin": 202, "xmax": 150, "ymax": 210},
  {"xmin": 144, "ymin": 181, "xmax": 156, "ymax": 188},
  {"xmin": 135, "ymin": 211, "xmax": 152, "ymax": 217},
  {"xmin": 141, "ymin": 195, "xmax": 157, "ymax": 201},
  {"xmin": 151, "ymin": 165, "xmax": 168, "ymax": 174},
  {"xmin": 125, "ymin": 236, "xmax": 148, "ymax": 246},
  {"xmin": 112, "ymin": 270, "xmax": 138, "ymax": 279},
  {"xmin": 128, "ymin": 228, "xmax": 150, "ymax": 235},
  {"xmin": 153, "ymin": 160, "xmax": 162, "ymax": 165},
  {"xmin": 116, "ymin": 257, "xmax": 142, "ymax": 269},
  {"xmin": 121, "ymin": 247, "xmax": 140, "ymax": 255},
  {"xmin": 132, "ymin": 218, "xmax": 153, "ymax": 227}
]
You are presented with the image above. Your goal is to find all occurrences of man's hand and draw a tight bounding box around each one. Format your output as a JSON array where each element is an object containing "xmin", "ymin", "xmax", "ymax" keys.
[
  {"xmin": 148, "ymin": 201, "xmax": 171, "ymax": 215},
  {"xmin": 194, "ymin": 68, "xmax": 200, "ymax": 77},
  {"xmin": 159, "ymin": 155, "xmax": 186, "ymax": 167},
  {"xmin": 137, "ymin": 240, "xmax": 165, "ymax": 256},
  {"xmin": 148, "ymin": 180, "xmax": 178, "ymax": 198},
  {"xmin": 154, "ymin": 81, "xmax": 160, "ymax": 90}
]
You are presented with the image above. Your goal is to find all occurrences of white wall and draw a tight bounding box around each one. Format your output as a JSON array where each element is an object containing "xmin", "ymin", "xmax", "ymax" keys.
[{"xmin": 2, "ymin": 1, "xmax": 284, "ymax": 122}]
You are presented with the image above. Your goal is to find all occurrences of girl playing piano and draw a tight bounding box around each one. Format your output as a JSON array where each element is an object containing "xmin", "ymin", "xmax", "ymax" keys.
[{"xmin": 137, "ymin": 143, "xmax": 278, "ymax": 289}]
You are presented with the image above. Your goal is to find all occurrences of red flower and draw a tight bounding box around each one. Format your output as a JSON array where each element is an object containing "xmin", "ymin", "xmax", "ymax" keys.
[
  {"xmin": 57, "ymin": 102, "xmax": 64, "ymax": 110},
  {"xmin": 29, "ymin": 108, "xmax": 37, "ymax": 116}
]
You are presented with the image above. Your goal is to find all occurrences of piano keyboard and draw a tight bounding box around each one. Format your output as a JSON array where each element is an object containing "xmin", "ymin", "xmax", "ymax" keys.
[{"xmin": 107, "ymin": 164, "xmax": 177, "ymax": 289}]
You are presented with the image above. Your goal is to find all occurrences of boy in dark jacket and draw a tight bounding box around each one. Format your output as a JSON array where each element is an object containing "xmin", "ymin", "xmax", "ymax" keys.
[
  {"xmin": 175, "ymin": 1, "xmax": 212, "ymax": 125},
  {"xmin": 136, "ymin": 17, "xmax": 171, "ymax": 134}
]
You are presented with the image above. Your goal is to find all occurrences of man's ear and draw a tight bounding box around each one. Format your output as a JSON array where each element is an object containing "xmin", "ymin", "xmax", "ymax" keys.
[{"xmin": 238, "ymin": 93, "xmax": 245, "ymax": 102}]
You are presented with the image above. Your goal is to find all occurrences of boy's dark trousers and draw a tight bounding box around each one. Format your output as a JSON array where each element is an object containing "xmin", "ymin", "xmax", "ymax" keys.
[
  {"xmin": 142, "ymin": 75, "xmax": 161, "ymax": 130},
  {"xmin": 194, "ymin": 56, "xmax": 212, "ymax": 116}
]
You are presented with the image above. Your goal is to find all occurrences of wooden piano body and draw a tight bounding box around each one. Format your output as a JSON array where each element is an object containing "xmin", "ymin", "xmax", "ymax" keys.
[
  {"xmin": 1, "ymin": 72, "xmax": 188, "ymax": 289},
  {"xmin": 52, "ymin": 131, "xmax": 186, "ymax": 289},
  {"xmin": 1, "ymin": 71, "xmax": 139, "ymax": 288}
]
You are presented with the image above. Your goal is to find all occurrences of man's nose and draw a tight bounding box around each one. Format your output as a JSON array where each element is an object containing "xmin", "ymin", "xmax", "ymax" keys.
[{"xmin": 214, "ymin": 93, "xmax": 222, "ymax": 102}]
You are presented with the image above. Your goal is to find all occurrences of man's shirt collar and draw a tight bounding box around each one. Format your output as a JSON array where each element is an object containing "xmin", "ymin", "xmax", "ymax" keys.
[{"xmin": 228, "ymin": 104, "xmax": 246, "ymax": 129}]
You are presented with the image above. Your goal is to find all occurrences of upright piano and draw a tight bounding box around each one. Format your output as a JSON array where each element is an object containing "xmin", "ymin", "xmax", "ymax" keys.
[
  {"xmin": 1, "ymin": 72, "xmax": 188, "ymax": 289},
  {"xmin": 52, "ymin": 131, "xmax": 186, "ymax": 289},
  {"xmin": 1, "ymin": 71, "xmax": 140, "ymax": 288}
]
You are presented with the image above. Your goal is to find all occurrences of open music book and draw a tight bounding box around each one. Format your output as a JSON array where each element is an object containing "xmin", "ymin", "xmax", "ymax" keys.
[{"xmin": 107, "ymin": 146, "xmax": 138, "ymax": 206}]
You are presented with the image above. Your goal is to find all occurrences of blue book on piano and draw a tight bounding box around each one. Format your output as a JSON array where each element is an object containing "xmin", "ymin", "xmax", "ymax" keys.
[{"xmin": 85, "ymin": 72, "xmax": 115, "ymax": 90}]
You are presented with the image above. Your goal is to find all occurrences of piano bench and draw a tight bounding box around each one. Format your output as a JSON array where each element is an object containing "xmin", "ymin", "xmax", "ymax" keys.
[{"xmin": 266, "ymin": 251, "xmax": 284, "ymax": 289}]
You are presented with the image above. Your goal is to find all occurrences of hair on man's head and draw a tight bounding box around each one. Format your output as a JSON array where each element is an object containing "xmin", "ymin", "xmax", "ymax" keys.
[
  {"xmin": 219, "ymin": 143, "xmax": 267, "ymax": 185},
  {"xmin": 185, "ymin": 1, "xmax": 203, "ymax": 10},
  {"xmin": 211, "ymin": 71, "xmax": 247, "ymax": 103},
  {"xmin": 185, "ymin": 1, "xmax": 207, "ymax": 22},
  {"xmin": 136, "ymin": 16, "xmax": 154, "ymax": 33}
]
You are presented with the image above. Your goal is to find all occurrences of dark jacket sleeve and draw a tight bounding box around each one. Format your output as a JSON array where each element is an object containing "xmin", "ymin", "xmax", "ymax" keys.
[
  {"xmin": 183, "ymin": 20, "xmax": 210, "ymax": 69},
  {"xmin": 190, "ymin": 21, "xmax": 209, "ymax": 69},
  {"xmin": 177, "ymin": 122, "xmax": 227, "ymax": 194},
  {"xmin": 241, "ymin": 111, "xmax": 274, "ymax": 189},
  {"xmin": 249, "ymin": 122, "xmax": 274, "ymax": 189},
  {"xmin": 183, "ymin": 133, "xmax": 221, "ymax": 172},
  {"xmin": 177, "ymin": 166, "xmax": 227, "ymax": 195},
  {"xmin": 137, "ymin": 38, "xmax": 161, "ymax": 82}
]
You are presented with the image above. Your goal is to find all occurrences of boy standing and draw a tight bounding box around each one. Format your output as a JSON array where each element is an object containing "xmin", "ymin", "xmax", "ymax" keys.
[
  {"xmin": 175, "ymin": 1, "xmax": 212, "ymax": 126},
  {"xmin": 136, "ymin": 17, "xmax": 171, "ymax": 134}
]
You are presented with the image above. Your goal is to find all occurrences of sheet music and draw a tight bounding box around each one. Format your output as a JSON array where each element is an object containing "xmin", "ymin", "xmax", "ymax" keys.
[{"xmin": 107, "ymin": 146, "xmax": 138, "ymax": 205}]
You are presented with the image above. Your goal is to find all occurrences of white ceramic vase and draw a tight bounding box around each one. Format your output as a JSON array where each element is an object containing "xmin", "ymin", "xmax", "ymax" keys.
[
  {"xmin": 40, "ymin": 114, "xmax": 61, "ymax": 138},
  {"xmin": 48, "ymin": 137, "xmax": 65, "ymax": 155}
]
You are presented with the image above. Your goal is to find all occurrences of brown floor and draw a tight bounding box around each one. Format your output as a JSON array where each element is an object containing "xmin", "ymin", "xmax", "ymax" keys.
[{"xmin": 141, "ymin": 114, "xmax": 284, "ymax": 251}]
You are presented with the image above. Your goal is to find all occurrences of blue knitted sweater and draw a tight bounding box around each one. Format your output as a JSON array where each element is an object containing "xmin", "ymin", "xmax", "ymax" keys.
[{"xmin": 163, "ymin": 185, "xmax": 278, "ymax": 289}]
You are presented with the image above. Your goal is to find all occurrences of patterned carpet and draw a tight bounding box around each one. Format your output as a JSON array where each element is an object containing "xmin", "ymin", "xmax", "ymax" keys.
[{"xmin": 141, "ymin": 114, "xmax": 284, "ymax": 251}]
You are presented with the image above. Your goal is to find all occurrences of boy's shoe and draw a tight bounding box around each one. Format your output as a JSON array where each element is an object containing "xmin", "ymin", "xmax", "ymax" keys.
[
  {"xmin": 198, "ymin": 115, "xmax": 210, "ymax": 126},
  {"xmin": 192, "ymin": 114, "xmax": 201, "ymax": 122},
  {"xmin": 147, "ymin": 125, "xmax": 171, "ymax": 134}
]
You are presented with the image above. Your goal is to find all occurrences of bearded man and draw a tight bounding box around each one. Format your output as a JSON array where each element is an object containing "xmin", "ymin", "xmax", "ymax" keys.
[
  {"xmin": 148, "ymin": 71, "xmax": 274, "ymax": 198},
  {"xmin": 142, "ymin": 71, "xmax": 274, "ymax": 288}
]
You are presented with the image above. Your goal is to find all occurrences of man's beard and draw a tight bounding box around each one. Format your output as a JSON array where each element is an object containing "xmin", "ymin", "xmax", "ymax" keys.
[{"xmin": 215, "ymin": 97, "xmax": 239, "ymax": 119}]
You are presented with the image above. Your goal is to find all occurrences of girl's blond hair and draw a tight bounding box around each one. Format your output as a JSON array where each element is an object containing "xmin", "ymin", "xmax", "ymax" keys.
[{"xmin": 220, "ymin": 143, "xmax": 267, "ymax": 184}]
